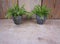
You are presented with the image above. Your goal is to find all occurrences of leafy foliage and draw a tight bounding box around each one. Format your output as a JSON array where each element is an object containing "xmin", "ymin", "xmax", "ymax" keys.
[
  {"xmin": 32, "ymin": 5, "xmax": 50, "ymax": 17},
  {"xmin": 25, "ymin": 12, "xmax": 33, "ymax": 19},
  {"xmin": 6, "ymin": 5, "xmax": 26, "ymax": 18}
]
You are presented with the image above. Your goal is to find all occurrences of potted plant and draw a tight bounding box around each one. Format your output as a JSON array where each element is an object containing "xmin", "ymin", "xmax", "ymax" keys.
[
  {"xmin": 32, "ymin": 5, "xmax": 50, "ymax": 24},
  {"xmin": 6, "ymin": 5, "xmax": 26, "ymax": 25}
]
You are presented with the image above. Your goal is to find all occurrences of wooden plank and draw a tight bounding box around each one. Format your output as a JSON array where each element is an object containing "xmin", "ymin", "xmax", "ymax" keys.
[
  {"xmin": 0, "ymin": 0, "xmax": 17, "ymax": 19},
  {"xmin": 43, "ymin": 0, "xmax": 54, "ymax": 19},
  {"xmin": 0, "ymin": 0, "xmax": 2, "ymax": 18},
  {"xmin": 0, "ymin": 0, "xmax": 3, "ymax": 18},
  {"xmin": 12, "ymin": 0, "xmax": 17, "ymax": 6},
  {"xmin": 2, "ymin": 0, "xmax": 8, "ymax": 18},
  {"xmin": 43, "ymin": 0, "xmax": 60, "ymax": 19},
  {"xmin": 53, "ymin": 0, "xmax": 60, "ymax": 19}
]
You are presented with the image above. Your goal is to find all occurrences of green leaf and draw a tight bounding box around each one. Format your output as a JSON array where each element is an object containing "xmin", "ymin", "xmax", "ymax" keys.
[
  {"xmin": 32, "ymin": 5, "xmax": 50, "ymax": 18},
  {"xmin": 6, "ymin": 4, "xmax": 27, "ymax": 18}
]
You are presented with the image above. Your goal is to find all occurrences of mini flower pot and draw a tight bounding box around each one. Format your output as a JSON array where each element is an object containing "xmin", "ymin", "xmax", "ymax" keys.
[
  {"xmin": 13, "ymin": 16, "xmax": 22, "ymax": 25},
  {"xmin": 36, "ymin": 15, "xmax": 47, "ymax": 24}
]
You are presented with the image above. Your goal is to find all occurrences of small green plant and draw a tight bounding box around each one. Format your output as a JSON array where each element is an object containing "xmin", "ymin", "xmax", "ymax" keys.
[
  {"xmin": 25, "ymin": 12, "xmax": 33, "ymax": 19},
  {"xmin": 32, "ymin": 5, "xmax": 50, "ymax": 18},
  {"xmin": 6, "ymin": 4, "xmax": 26, "ymax": 18}
]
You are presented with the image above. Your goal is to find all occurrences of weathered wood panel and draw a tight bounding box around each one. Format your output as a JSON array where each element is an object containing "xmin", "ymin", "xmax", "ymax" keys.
[
  {"xmin": 53, "ymin": 0, "xmax": 60, "ymax": 19},
  {"xmin": 0, "ymin": 0, "xmax": 17, "ymax": 19},
  {"xmin": 0, "ymin": 0, "xmax": 3, "ymax": 18},
  {"xmin": 8, "ymin": 0, "xmax": 17, "ymax": 8},
  {"xmin": 19, "ymin": 0, "xmax": 41, "ymax": 12},
  {"xmin": 43, "ymin": 0, "xmax": 60, "ymax": 19},
  {"xmin": 19, "ymin": 0, "xmax": 41, "ymax": 18},
  {"xmin": 0, "ymin": 0, "xmax": 60, "ymax": 19},
  {"xmin": 2, "ymin": 0, "xmax": 8, "ymax": 19}
]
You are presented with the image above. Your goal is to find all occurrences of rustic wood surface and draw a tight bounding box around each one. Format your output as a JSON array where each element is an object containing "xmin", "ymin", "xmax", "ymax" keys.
[
  {"xmin": 42, "ymin": 0, "xmax": 60, "ymax": 19},
  {"xmin": 0, "ymin": 0, "xmax": 60, "ymax": 19}
]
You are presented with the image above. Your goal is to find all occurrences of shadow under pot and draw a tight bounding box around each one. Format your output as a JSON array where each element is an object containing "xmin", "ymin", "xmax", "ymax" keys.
[
  {"xmin": 36, "ymin": 15, "xmax": 47, "ymax": 24},
  {"xmin": 13, "ymin": 16, "xmax": 22, "ymax": 25}
]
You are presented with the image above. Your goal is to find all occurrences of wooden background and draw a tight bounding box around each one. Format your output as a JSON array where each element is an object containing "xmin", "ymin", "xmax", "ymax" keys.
[
  {"xmin": 0, "ymin": 0, "xmax": 60, "ymax": 19},
  {"xmin": 0, "ymin": 0, "xmax": 17, "ymax": 19},
  {"xmin": 43, "ymin": 0, "xmax": 60, "ymax": 19}
]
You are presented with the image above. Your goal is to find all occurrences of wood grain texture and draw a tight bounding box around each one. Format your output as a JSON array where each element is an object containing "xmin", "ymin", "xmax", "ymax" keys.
[
  {"xmin": 0, "ymin": 0, "xmax": 3, "ymax": 18},
  {"xmin": 0, "ymin": 0, "xmax": 60, "ymax": 19},
  {"xmin": 3, "ymin": 0, "xmax": 8, "ymax": 19},
  {"xmin": 0, "ymin": 0, "xmax": 17, "ymax": 19},
  {"xmin": 53, "ymin": 0, "xmax": 60, "ymax": 19},
  {"xmin": 42, "ymin": 0, "xmax": 60, "ymax": 19}
]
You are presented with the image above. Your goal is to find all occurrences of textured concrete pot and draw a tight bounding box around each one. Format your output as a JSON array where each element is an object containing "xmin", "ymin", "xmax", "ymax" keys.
[
  {"xmin": 13, "ymin": 16, "xmax": 22, "ymax": 25},
  {"xmin": 36, "ymin": 15, "xmax": 47, "ymax": 24}
]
